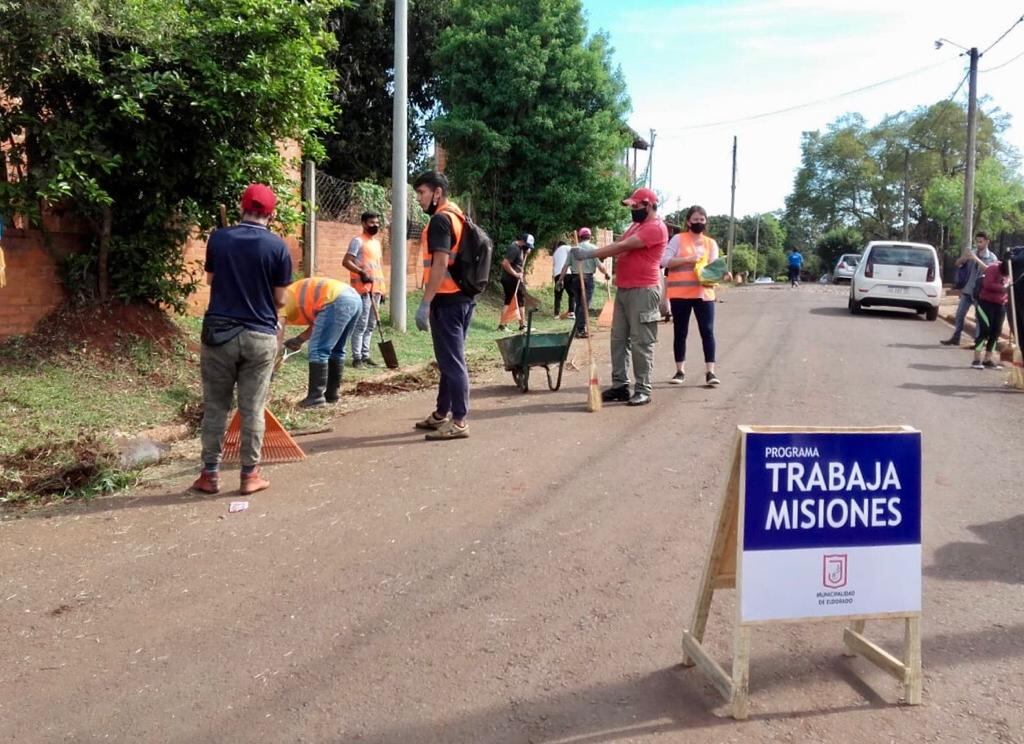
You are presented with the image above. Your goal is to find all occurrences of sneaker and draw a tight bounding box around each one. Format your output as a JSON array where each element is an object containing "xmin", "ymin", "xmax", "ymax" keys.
[
  {"xmin": 627, "ymin": 392, "xmax": 651, "ymax": 406},
  {"xmin": 352, "ymin": 359, "xmax": 364, "ymax": 369},
  {"xmin": 983, "ymin": 360, "xmax": 1003, "ymax": 370},
  {"xmin": 424, "ymin": 419, "xmax": 469, "ymax": 440},
  {"xmin": 971, "ymin": 360, "xmax": 985, "ymax": 370},
  {"xmin": 363, "ymin": 358, "xmax": 379, "ymax": 367},
  {"xmin": 669, "ymin": 371, "xmax": 686, "ymax": 385},
  {"xmin": 706, "ymin": 371, "xmax": 721, "ymax": 387},
  {"xmin": 414, "ymin": 412, "xmax": 450, "ymax": 430},
  {"xmin": 191, "ymin": 470, "xmax": 220, "ymax": 494},
  {"xmin": 239, "ymin": 468, "xmax": 270, "ymax": 496},
  {"xmin": 940, "ymin": 336, "xmax": 960, "ymax": 346},
  {"xmin": 497, "ymin": 325, "xmax": 507, "ymax": 332},
  {"xmin": 601, "ymin": 385, "xmax": 631, "ymax": 402},
  {"xmin": 567, "ymin": 312, "xmax": 576, "ymax": 320}
]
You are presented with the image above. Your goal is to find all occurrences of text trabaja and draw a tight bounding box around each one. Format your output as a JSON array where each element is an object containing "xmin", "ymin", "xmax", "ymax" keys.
[{"xmin": 761, "ymin": 459, "xmax": 903, "ymax": 531}]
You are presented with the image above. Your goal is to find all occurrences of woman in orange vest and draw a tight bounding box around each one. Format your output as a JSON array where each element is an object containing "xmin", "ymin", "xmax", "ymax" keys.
[
  {"xmin": 282, "ymin": 277, "xmax": 362, "ymax": 407},
  {"xmin": 342, "ymin": 211, "xmax": 387, "ymax": 368},
  {"xmin": 662, "ymin": 205, "xmax": 729, "ymax": 387}
]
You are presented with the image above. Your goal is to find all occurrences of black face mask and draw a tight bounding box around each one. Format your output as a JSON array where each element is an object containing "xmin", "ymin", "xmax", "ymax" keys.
[
  {"xmin": 366, "ymin": 225, "xmax": 380, "ymax": 236},
  {"xmin": 689, "ymin": 222, "xmax": 706, "ymax": 233},
  {"xmin": 630, "ymin": 208, "xmax": 648, "ymax": 223}
]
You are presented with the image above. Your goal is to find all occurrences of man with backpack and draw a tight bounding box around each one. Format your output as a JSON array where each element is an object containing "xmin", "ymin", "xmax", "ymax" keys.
[
  {"xmin": 412, "ymin": 171, "xmax": 491, "ymax": 440},
  {"xmin": 941, "ymin": 232, "xmax": 997, "ymax": 347}
]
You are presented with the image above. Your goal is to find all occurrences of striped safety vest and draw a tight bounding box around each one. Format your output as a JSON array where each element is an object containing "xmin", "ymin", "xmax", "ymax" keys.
[
  {"xmin": 350, "ymin": 234, "xmax": 387, "ymax": 295},
  {"xmin": 285, "ymin": 278, "xmax": 346, "ymax": 326},
  {"xmin": 420, "ymin": 203, "xmax": 465, "ymax": 294},
  {"xmin": 666, "ymin": 232, "xmax": 719, "ymax": 301}
]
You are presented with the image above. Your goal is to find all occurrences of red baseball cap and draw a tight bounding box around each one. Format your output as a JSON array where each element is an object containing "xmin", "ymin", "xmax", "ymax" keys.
[
  {"xmin": 622, "ymin": 187, "xmax": 658, "ymax": 207},
  {"xmin": 240, "ymin": 183, "xmax": 277, "ymax": 216}
]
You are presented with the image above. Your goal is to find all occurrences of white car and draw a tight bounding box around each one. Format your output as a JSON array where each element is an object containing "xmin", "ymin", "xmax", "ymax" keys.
[
  {"xmin": 753, "ymin": 276, "xmax": 774, "ymax": 284},
  {"xmin": 832, "ymin": 253, "xmax": 861, "ymax": 283},
  {"xmin": 848, "ymin": 241, "xmax": 942, "ymax": 320}
]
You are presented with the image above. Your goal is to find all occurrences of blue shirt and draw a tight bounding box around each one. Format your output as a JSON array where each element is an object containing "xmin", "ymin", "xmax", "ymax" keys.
[
  {"xmin": 788, "ymin": 251, "xmax": 804, "ymax": 269},
  {"xmin": 204, "ymin": 222, "xmax": 293, "ymax": 334}
]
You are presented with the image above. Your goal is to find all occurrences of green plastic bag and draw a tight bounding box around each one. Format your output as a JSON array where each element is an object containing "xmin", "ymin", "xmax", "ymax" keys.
[{"xmin": 696, "ymin": 256, "xmax": 728, "ymax": 286}]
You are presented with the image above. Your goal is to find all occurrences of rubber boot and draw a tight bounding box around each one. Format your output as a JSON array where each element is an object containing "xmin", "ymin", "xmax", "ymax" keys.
[
  {"xmin": 299, "ymin": 362, "xmax": 328, "ymax": 408},
  {"xmin": 325, "ymin": 358, "xmax": 343, "ymax": 404}
]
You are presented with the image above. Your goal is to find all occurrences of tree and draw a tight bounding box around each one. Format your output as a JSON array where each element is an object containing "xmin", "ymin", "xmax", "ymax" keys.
[
  {"xmin": 430, "ymin": 0, "xmax": 632, "ymax": 250},
  {"xmin": 321, "ymin": 0, "xmax": 450, "ymax": 182},
  {"xmin": 0, "ymin": 0, "xmax": 340, "ymax": 310},
  {"xmin": 763, "ymin": 247, "xmax": 787, "ymax": 279},
  {"xmin": 815, "ymin": 226, "xmax": 863, "ymax": 268},
  {"xmin": 731, "ymin": 243, "xmax": 756, "ymax": 277}
]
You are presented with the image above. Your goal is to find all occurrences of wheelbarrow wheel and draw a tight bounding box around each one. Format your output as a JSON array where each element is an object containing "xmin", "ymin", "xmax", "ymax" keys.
[{"xmin": 512, "ymin": 367, "xmax": 530, "ymax": 393}]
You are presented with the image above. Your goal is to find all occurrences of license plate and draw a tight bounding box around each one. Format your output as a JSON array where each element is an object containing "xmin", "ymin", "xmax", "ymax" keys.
[{"xmin": 888, "ymin": 286, "xmax": 908, "ymax": 295}]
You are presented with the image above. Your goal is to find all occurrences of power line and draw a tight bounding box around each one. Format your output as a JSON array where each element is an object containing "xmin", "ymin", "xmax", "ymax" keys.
[
  {"xmin": 981, "ymin": 46, "xmax": 1024, "ymax": 72},
  {"xmin": 981, "ymin": 12, "xmax": 1024, "ymax": 56},
  {"xmin": 654, "ymin": 58, "xmax": 958, "ymax": 133}
]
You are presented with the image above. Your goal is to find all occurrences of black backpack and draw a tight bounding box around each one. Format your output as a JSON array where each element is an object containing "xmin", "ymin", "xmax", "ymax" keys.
[{"xmin": 449, "ymin": 212, "xmax": 494, "ymax": 297}]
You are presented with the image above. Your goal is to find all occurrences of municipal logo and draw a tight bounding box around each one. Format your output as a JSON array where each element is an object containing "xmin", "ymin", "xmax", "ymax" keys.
[{"xmin": 823, "ymin": 554, "xmax": 848, "ymax": 589}]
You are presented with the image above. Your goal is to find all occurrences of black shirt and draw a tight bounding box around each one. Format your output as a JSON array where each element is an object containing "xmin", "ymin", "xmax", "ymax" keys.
[
  {"xmin": 504, "ymin": 242, "xmax": 526, "ymax": 274},
  {"xmin": 204, "ymin": 222, "xmax": 292, "ymax": 334}
]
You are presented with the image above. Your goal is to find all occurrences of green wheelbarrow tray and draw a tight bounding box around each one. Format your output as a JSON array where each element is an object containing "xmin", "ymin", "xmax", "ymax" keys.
[{"xmin": 495, "ymin": 309, "xmax": 575, "ymax": 393}]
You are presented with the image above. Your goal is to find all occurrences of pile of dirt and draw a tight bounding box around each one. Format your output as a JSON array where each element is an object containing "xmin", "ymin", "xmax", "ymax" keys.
[
  {"xmin": 12, "ymin": 302, "xmax": 187, "ymax": 358},
  {"xmin": 0, "ymin": 435, "xmax": 125, "ymax": 505},
  {"xmin": 352, "ymin": 365, "xmax": 441, "ymax": 396}
]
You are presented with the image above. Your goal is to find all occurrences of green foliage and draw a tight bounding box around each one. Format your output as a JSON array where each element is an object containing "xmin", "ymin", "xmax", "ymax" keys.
[
  {"xmin": 350, "ymin": 181, "xmax": 392, "ymax": 219},
  {"xmin": 730, "ymin": 243, "xmax": 756, "ymax": 276},
  {"xmin": 815, "ymin": 226, "xmax": 863, "ymax": 268},
  {"xmin": 322, "ymin": 0, "xmax": 450, "ymax": 181},
  {"xmin": 783, "ymin": 99, "xmax": 1017, "ymax": 247},
  {"xmin": 763, "ymin": 247, "xmax": 787, "ymax": 279},
  {"xmin": 0, "ymin": 0, "xmax": 341, "ymax": 311},
  {"xmin": 431, "ymin": 0, "xmax": 633, "ymax": 249}
]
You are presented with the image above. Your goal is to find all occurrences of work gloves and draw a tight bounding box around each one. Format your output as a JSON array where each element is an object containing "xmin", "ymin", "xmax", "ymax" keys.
[
  {"xmin": 360, "ymin": 272, "xmax": 372, "ymax": 285},
  {"xmin": 415, "ymin": 301, "xmax": 430, "ymax": 331},
  {"xmin": 284, "ymin": 336, "xmax": 304, "ymax": 352},
  {"xmin": 570, "ymin": 246, "xmax": 597, "ymax": 261}
]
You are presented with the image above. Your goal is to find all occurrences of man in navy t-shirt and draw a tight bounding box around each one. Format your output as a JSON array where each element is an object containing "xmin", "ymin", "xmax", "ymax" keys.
[{"xmin": 193, "ymin": 184, "xmax": 292, "ymax": 497}]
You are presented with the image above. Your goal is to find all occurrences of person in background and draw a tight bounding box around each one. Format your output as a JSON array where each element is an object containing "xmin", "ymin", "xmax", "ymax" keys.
[
  {"xmin": 498, "ymin": 233, "xmax": 533, "ymax": 331},
  {"xmin": 342, "ymin": 211, "xmax": 386, "ymax": 368},
  {"xmin": 281, "ymin": 277, "xmax": 363, "ymax": 406},
  {"xmin": 412, "ymin": 171, "xmax": 474, "ymax": 440},
  {"xmin": 551, "ymin": 239, "xmax": 570, "ymax": 317},
  {"xmin": 559, "ymin": 227, "xmax": 610, "ymax": 338},
  {"xmin": 970, "ymin": 255, "xmax": 1009, "ymax": 370},
  {"xmin": 193, "ymin": 184, "xmax": 291, "ymax": 496},
  {"xmin": 662, "ymin": 205, "xmax": 728, "ymax": 387},
  {"xmin": 942, "ymin": 232, "xmax": 998, "ymax": 347},
  {"xmin": 787, "ymin": 247, "xmax": 804, "ymax": 287},
  {"xmin": 571, "ymin": 187, "xmax": 668, "ymax": 407}
]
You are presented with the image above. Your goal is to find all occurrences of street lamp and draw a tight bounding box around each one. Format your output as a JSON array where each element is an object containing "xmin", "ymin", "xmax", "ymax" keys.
[{"xmin": 934, "ymin": 38, "xmax": 969, "ymax": 52}]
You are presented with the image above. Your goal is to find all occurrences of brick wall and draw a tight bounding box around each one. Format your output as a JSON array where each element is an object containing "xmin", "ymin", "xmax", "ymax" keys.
[
  {"xmin": 314, "ymin": 220, "xmax": 422, "ymax": 292},
  {"xmin": 0, "ymin": 229, "xmax": 69, "ymax": 336}
]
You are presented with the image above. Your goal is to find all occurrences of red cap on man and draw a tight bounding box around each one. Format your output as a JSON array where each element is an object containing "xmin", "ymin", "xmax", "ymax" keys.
[
  {"xmin": 240, "ymin": 183, "xmax": 277, "ymax": 217},
  {"xmin": 622, "ymin": 187, "xmax": 658, "ymax": 207}
]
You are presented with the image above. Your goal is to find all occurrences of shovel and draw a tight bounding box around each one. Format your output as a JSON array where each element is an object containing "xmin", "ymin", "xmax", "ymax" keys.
[{"xmin": 369, "ymin": 291, "xmax": 399, "ymax": 369}]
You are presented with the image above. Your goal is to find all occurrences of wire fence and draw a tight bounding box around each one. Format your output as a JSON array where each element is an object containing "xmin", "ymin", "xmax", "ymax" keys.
[{"xmin": 314, "ymin": 169, "xmax": 426, "ymax": 237}]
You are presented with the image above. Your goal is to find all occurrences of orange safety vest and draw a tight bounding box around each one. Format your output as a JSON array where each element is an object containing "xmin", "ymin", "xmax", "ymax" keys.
[
  {"xmin": 350, "ymin": 234, "xmax": 387, "ymax": 295},
  {"xmin": 285, "ymin": 278, "xmax": 346, "ymax": 326},
  {"xmin": 666, "ymin": 232, "xmax": 718, "ymax": 301},
  {"xmin": 420, "ymin": 203, "xmax": 465, "ymax": 294}
]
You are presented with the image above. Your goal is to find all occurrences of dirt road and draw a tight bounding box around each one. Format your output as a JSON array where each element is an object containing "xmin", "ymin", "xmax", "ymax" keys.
[{"xmin": 2, "ymin": 285, "xmax": 1022, "ymax": 743}]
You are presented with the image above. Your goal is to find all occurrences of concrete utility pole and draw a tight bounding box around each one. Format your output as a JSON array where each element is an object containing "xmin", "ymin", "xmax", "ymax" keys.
[
  {"xmin": 389, "ymin": 0, "xmax": 409, "ymax": 331},
  {"xmin": 648, "ymin": 129, "xmax": 657, "ymax": 189},
  {"xmin": 727, "ymin": 135, "xmax": 737, "ymax": 273},
  {"xmin": 960, "ymin": 47, "xmax": 979, "ymax": 257},
  {"xmin": 902, "ymin": 148, "xmax": 911, "ymax": 241},
  {"xmin": 303, "ymin": 160, "xmax": 317, "ymax": 277},
  {"xmin": 753, "ymin": 213, "xmax": 761, "ymax": 280}
]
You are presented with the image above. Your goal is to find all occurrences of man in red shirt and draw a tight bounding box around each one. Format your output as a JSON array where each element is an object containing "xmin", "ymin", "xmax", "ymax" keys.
[{"xmin": 571, "ymin": 187, "xmax": 668, "ymax": 406}]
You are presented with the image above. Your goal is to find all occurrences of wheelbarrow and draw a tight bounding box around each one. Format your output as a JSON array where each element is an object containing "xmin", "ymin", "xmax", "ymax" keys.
[{"xmin": 495, "ymin": 308, "xmax": 574, "ymax": 393}]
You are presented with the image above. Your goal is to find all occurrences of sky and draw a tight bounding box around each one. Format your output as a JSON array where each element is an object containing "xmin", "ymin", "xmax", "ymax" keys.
[{"xmin": 582, "ymin": 0, "xmax": 1024, "ymax": 219}]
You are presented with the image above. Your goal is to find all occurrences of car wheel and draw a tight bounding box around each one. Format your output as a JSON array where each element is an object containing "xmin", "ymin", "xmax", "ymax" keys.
[
  {"xmin": 848, "ymin": 296, "xmax": 862, "ymax": 314},
  {"xmin": 925, "ymin": 306, "xmax": 938, "ymax": 321}
]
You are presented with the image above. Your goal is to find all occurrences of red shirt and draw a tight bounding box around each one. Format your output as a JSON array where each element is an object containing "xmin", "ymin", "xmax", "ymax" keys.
[
  {"xmin": 979, "ymin": 263, "xmax": 1008, "ymax": 305},
  {"xmin": 615, "ymin": 216, "xmax": 668, "ymax": 289}
]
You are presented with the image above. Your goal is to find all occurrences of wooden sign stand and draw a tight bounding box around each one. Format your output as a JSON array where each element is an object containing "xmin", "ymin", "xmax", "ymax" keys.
[{"xmin": 681, "ymin": 425, "xmax": 922, "ymax": 720}]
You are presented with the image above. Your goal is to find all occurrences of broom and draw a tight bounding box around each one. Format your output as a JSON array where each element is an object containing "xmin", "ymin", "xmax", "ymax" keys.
[
  {"xmin": 578, "ymin": 259, "xmax": 601, "ymax": 412},
  {"xmin": 1007, "ymin": 259, "xmax": 1024, "ymax": 390}
]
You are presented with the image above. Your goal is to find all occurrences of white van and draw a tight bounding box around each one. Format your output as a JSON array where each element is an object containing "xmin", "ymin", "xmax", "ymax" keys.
[{"xmin": 848, "ymin": 241, "xmax": 943, "ymax": 320}]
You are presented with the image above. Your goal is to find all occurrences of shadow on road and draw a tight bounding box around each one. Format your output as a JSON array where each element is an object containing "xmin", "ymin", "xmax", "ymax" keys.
[
  {"xmin": 898, "ymin": 381, "xmax": 1022, "ymax": 399},
  {"xmin": 926, "ymin": 514, "xmax": 1024, "ymax": 585},
  {"xmin": 907, "ymin": 363, "xmax": 972, "ymax": 372},
  {"xmin": 886, "ymin": 342, "xmax": 952, "ymax": 350},
  {"xmin": 809, "ymin": 306, "xmax": 921, "ymax": 321}
]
